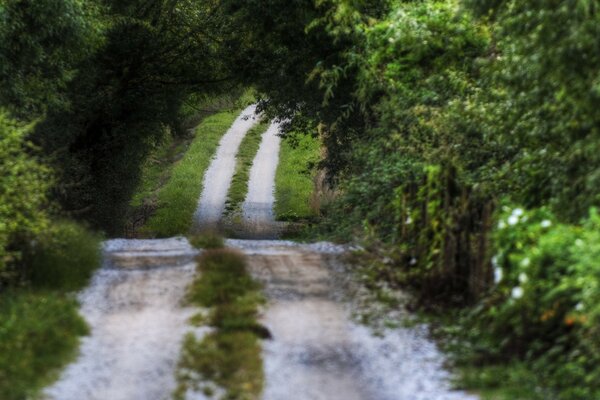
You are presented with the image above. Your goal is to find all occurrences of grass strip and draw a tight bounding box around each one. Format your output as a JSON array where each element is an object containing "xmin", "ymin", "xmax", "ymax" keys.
[
  {"xmin": 143, "ymin": 110, "xmax": 240, "ymax": 237},
  {"xmin": 274, "ymin": 133, "xmax": 320, "ymax": 222},
  {"xmin": 224, "ymin": 121, "xmax": 269, "ymax": 216},
  {"xmin": 0, "ymin": 290, "xmax": 89, "ymax": 400},
  {"xmin": 174, "ymin": 249, "xmax": 267, "ymax": 400}
]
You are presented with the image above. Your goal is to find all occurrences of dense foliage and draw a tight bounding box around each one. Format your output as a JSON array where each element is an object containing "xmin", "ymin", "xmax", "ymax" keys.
[
  {"xmin": 0, "ymin": 113, "xmax": 50, "ymax": 280},
  {"xmin": 2, "ymin": 0, "xmax": 600, "ymax": 397},
  {"xmin": 220, "ymin": 0, "xmax": 600, "ymax": 397}
]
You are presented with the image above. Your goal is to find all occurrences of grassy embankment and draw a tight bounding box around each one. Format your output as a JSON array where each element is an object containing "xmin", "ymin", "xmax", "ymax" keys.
[
  {"xmin": 174, "ymin": 245, "xmax": 266, "ymax": 400},
  {"xmin": 0, "ymin": 222, "xmax": 102, "ymax": 400},
  {"xmin": 223, "ymin": 121, "xmax": 269, "ymax": 220},
  {"xmin": 139, "ymin": 110, "xmax": 240, "ymax": 237}
]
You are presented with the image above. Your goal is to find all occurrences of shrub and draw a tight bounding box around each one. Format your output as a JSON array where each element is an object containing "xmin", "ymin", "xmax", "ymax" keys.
[
  {"xmin": 466, "ymin": 206, "xmax": 600, "ymax": 399},
  {"xmin": 0, "ymin": 112, "xmax": 50, "ymax": 282},
  {"xmin": 0, "ymin": 290, "xmax": 89, "ymax": 400},
  {"xmin": 23, "ymin": 220, "xmax": 102, "ymax": 292}
]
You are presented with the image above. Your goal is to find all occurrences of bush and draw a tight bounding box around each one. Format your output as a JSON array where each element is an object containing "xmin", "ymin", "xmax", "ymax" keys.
[
  {"xmin": 0, "ymin": 290, "xmax": 89, "ymax": 400},
  {"xmin": 0, "ymin": 112, "xmax": 50, "ymax": 282},
  {"xmin": 466, "ymin": 206, "xmax": 600, "ymax": 399},
  {"xmin": 24, "ymin": 221, "xmax": 102, "ymax": 292}
]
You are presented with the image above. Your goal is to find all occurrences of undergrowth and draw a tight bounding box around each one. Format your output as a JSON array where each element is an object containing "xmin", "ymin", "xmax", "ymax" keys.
[
  {"xmin": 174, "ymin": 249, "xmax": 266, "ymax": 400},
  {"xmin": 0, "ymin": 291, "xmax": 89, "ymax": 400}
]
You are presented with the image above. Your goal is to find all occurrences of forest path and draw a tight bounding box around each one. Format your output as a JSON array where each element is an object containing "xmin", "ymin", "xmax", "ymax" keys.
[
  {"xmin": 43, "ymin": 108, "xmax": 476, "ymax": 400},
  {"xmin": 193, "ymin": 104, "xmax": 258, "ymax": 231},
  {"xmin": 240, "ymin": 121, "xmax": 282, "ymax": 238},
  {"xmin": 228, "ymin": 239, "xmax": 478, "ymax": 400}
]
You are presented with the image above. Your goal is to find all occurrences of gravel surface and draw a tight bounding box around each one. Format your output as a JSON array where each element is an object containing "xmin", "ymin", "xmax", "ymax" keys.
[
  {"xmin": 240, "ymin": 121, "xmax": 282, "ymax": 238},
  {"xmin": 43, "ymin": 238, "xmax": 206, "ymax": 400},
  {"xmin": 193, "ymin": 105, "xmax": 258, "ymax": 231}
]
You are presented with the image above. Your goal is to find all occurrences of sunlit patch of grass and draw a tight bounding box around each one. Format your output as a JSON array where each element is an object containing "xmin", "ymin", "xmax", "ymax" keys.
[
  {"xmin": 224, "ymin": 121, "xmax": 269, "ymax": 217},
  {"xmin": 0, "ymin": 290, "xmax": 89, "ymax": 400},
  {"xmin": 274, "ymin": 133, "xmax": 320, "ymax": 222},
  {"xmin": 174, "ymin": 249, "xmax": 267, "ymax": 400},
  {"xmin": 143, "ymin": 110, "xmax": 240, "ymax": 237}
]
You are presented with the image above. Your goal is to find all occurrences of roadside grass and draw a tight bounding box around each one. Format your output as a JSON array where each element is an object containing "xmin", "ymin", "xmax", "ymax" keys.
[
  {"xmin": 127, "ymin": 90, "xmax": 257, "ymax": 237},
  {"xmin": 0, "ymin": 290, "xmax": 89, "ymax": 400},
  {"xmin": 24, "ymin": 220, "xmax": 102, "ymax": 291},
  {"xmin": 224, "ymin": 121, "xmax": 269, "ymax": 217},
  {"xmin": 455, "ymin": 364, "xmax": 545, "ymax": 400},
  {"xmin": 274, "ymin": 133, "xmax": 320, "ymax": 222},
  {"xmin": 174, "ymin": 249, "xmax": 266, "ymax": 400},
  {"xmin": 0, "ymin": 221, "xmax": 101, "ymax": 400},
  {"xmin": 142, "ymin": 110, "xmax": 240, "ymax": 237}
]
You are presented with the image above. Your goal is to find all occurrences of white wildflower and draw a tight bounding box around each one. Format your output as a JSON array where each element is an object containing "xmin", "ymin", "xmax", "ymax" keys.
[
  {"xmin": 511, "ymin": 286, "xmax": 524, "ymax": 299},
  {"xmin": 494, "ymin": 267, "xmax": 503, "ymax": 284},
  {"xmin": 508, "ymin": 215, "xmax": 519, "ymax": 225},
  {"xmin": 520, "ymin": 257, "xmax": 530, "ymax": 268},
  {"xmin": 512, "ymin": 208, "xmax": 524, "ymax": 217},
  {"xmin": 518, "ymin": 272, "xmax": 528, "ymax": 284},
  {"xmin": 541, "ymin": 219, "xmax": 552, "ymax": 228},
  {"xmin": 409, "ymin": 257, "xmax": 417, "ymax": 266},
  {"xmin": 575, "ymin": 303, "xmax": 584, "ymax": 311}
]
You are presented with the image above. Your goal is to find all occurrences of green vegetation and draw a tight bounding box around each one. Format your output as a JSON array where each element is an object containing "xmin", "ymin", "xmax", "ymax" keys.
[
  {"xmin": 223, "ymin": 0, "xmax": 600, "ymax": 397},
  {"xmin": 224, "ymin": 121, "xmax": 269, "ymax": 217},
  {"xmin": 175, "ymin": 249, "xmax": 265, "ymax": 400},
  {"xmin": 456, "ymin": 364, "xmax": 544, "ymax": 400},
  {"xmin": 2, "ymin": 0, "xmax": 600, "ymax": 397},
  {"xmin": 274, "ymin": 133, "xmax": 320, "ymax": 222},
  {"xmin": 24, "ymin": 221, "xmax": 102, "ymax": 291},
  {"xmin": 188, "ymin": 232, "xmax": 225, "ymax": 250},
  {"xmin": 0, "ymin": 219, "xmax": 101, "ymax": 400},
  {"xmin": 0, "ymin": 113, "xmax": 50, "ymax": 279},
  {"xmin": 0, "ymin": 291, "xmax": 89, "ymax": 400},
  {"xmin": 142, "ymin": 110, "xmax": 239, "ymax": 237}
]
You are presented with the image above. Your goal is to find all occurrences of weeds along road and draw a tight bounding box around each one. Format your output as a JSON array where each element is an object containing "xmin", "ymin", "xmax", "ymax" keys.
[{"xmin": 43, "ymin": 108, "xmax": 477, "ymax": 400}]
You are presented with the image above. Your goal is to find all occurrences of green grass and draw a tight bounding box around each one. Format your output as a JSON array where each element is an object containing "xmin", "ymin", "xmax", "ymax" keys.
[
  {"xmin": 274, "ymin": 133, "xmax": 320, "ymax": 222},
  {"xmin": 0, "ymin": 220, "xmax": 102, "ymax": 399},
  {"xmin": 188, "ymin": 232, "xmax": 225, "ymax": 250},
  {"xmin": 143, "ymin": 110, "xmax": 241, "ymax": 237},
  {"xmin": 455, "ymin": 364, "xmax": 546, "ymax": 400},
  {"xmin": 175, "ymin": 249, "xmax": 266, "ymax": 400},
  {"xmin": 224, "ymin": 121, "xmax": 269, "ymax": 216},
  {"xmin": 0, "ymin": 290, "xmax": 89, "ymax": 400}
]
